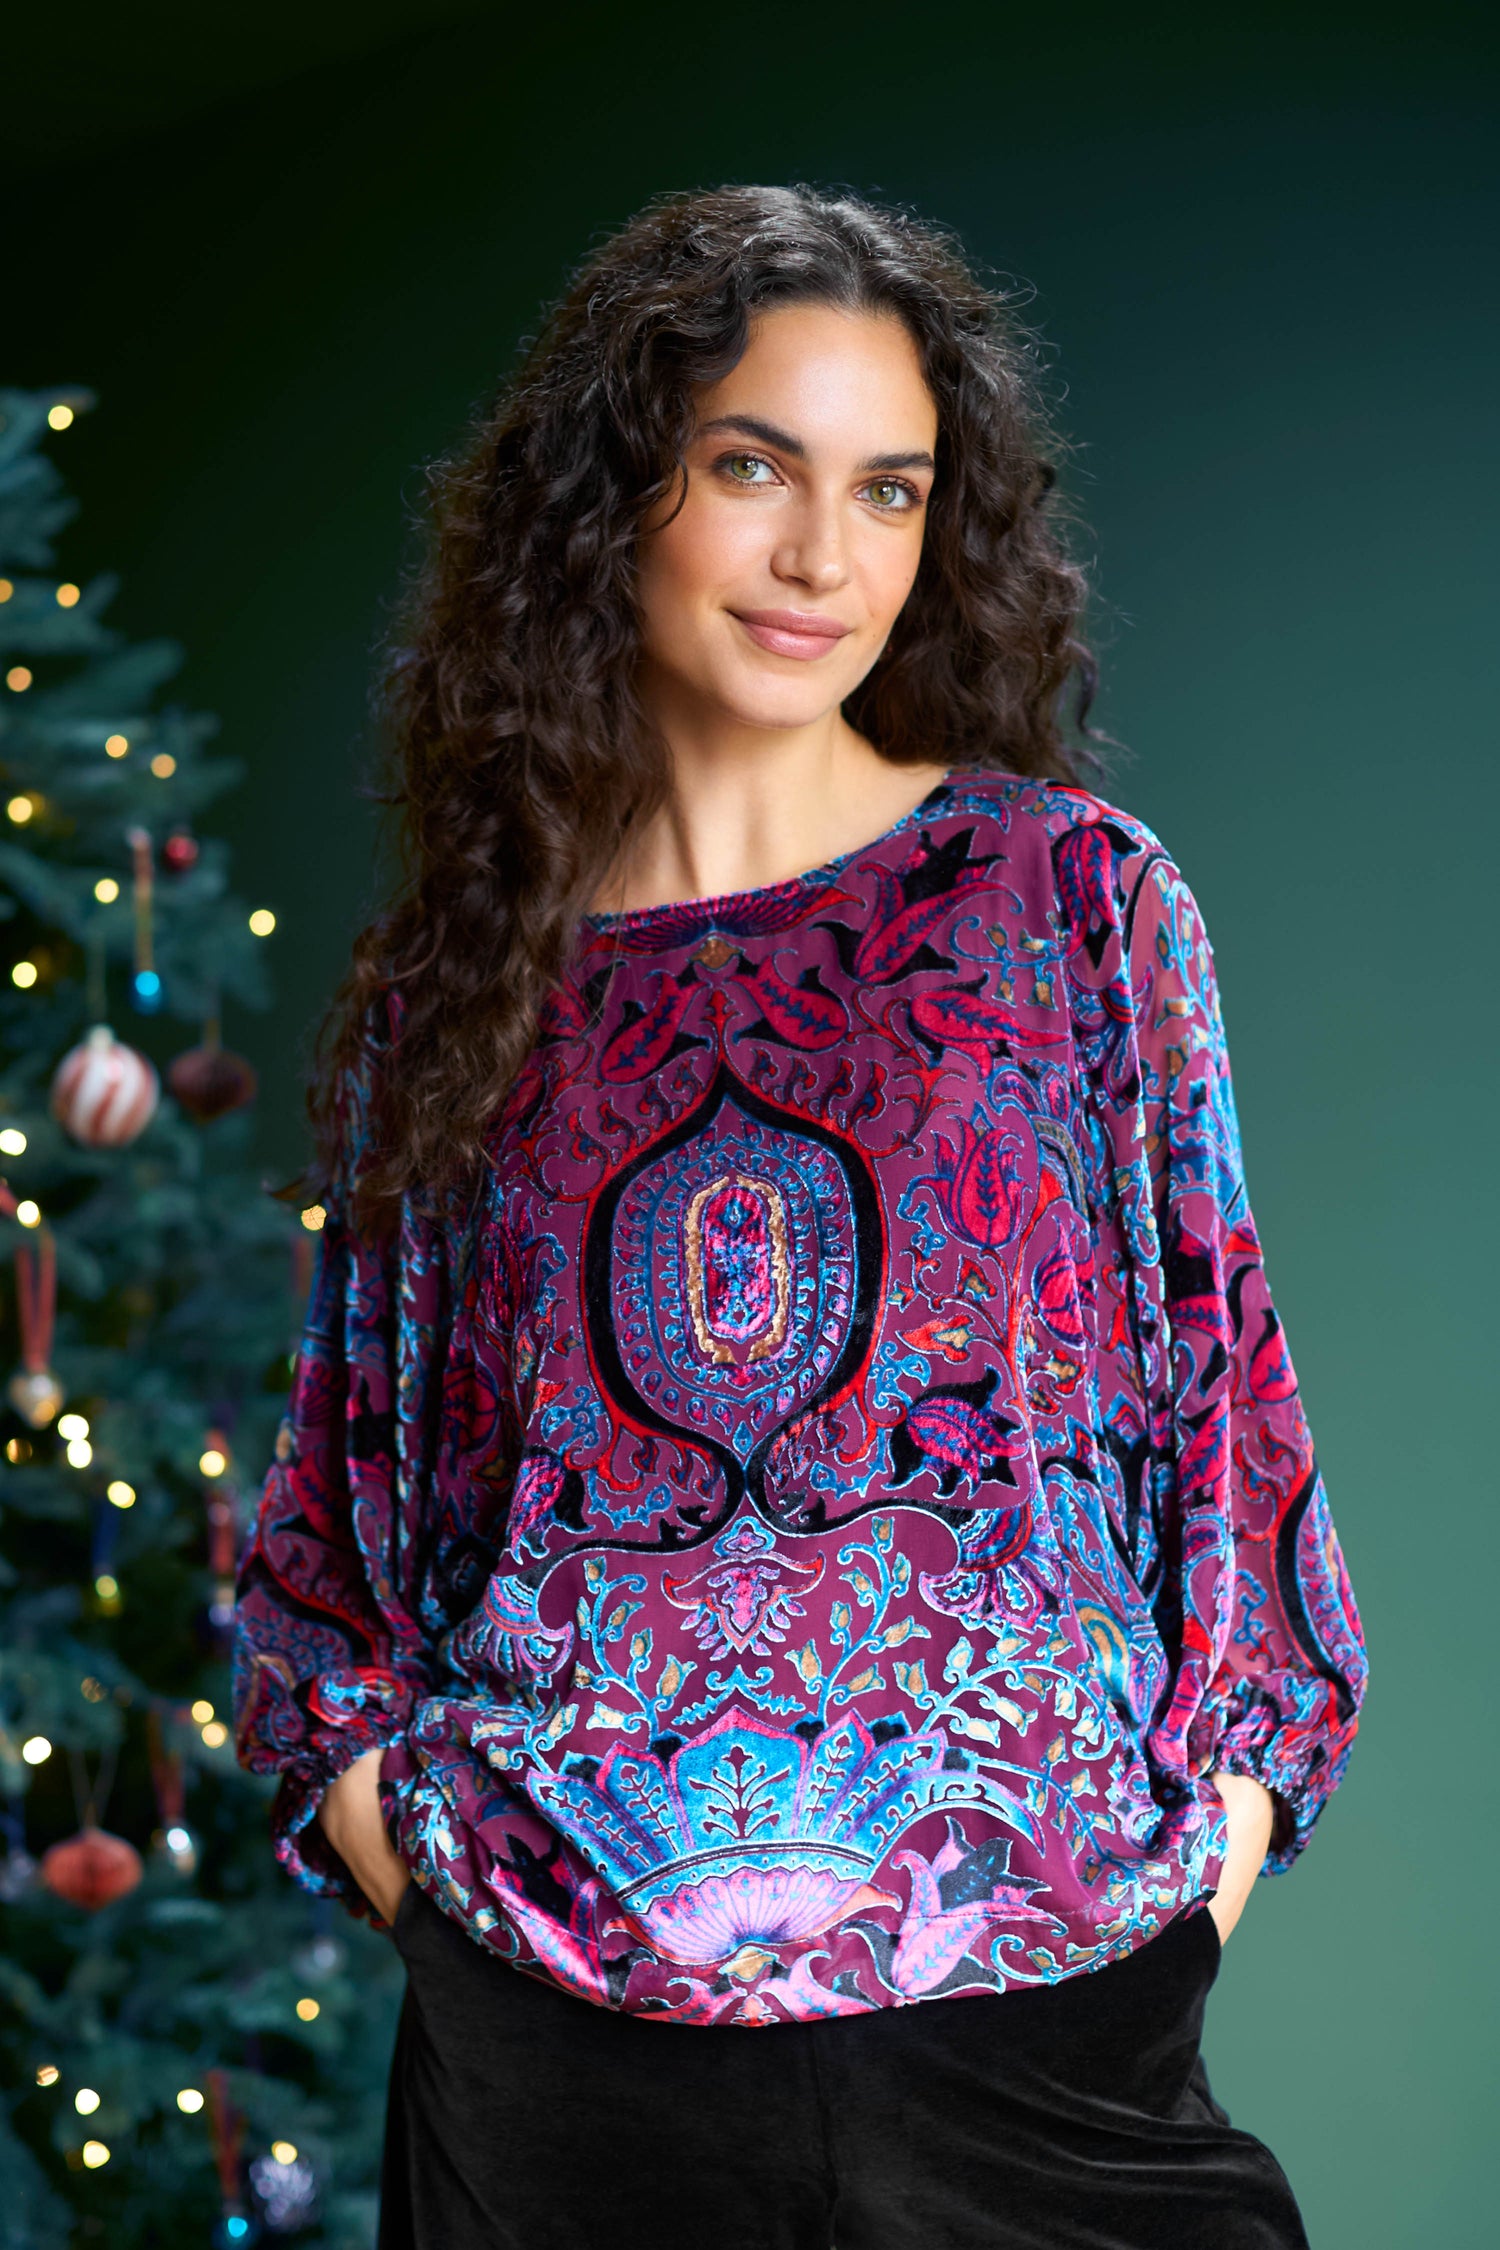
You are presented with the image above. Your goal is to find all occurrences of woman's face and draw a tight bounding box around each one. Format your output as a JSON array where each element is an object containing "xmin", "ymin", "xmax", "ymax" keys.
[{"xmin": 634, "ymin": 301, "xmax": 938, "ymax": 737}]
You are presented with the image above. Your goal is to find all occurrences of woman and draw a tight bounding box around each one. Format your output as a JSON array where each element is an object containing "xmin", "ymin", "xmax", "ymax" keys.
[{"xmin": 233, "ymin": 185, "xmax": 1367, "ymax": 2249}]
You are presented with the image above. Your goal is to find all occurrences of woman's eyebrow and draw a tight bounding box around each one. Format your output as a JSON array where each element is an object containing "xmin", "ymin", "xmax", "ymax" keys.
[
  {"xmin": 858, "ymin": 448, "xmax": 936, "ymax": 472},
  {"xmin": 698, "ymin": 413, "xmax": 807, "ymax": 457},
  {"xmin": 696, "ymin": 414, "xmax": 935, "ymax": 476}
]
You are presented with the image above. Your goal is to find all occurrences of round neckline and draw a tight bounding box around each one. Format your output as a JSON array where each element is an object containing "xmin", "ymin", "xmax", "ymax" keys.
[{"xmin": 581, "ymin": 767, "xmax": 958, "ymax": 932}]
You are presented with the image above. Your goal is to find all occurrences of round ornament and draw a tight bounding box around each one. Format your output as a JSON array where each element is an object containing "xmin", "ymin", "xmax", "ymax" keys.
[
  {"xmin": 39, "ymin": 1824, "xmax": 143, "ymax": 1910},
  {"xmin": 162, "ymin": 830, "xmax": 200, "ymax": 872},
  {"xmin": 50, "ymin": 1025, "xmax": 159, "ymax": 1148},
  {"xmin": 167, "ymin": 1044, "xmax": 257, "ymax": 1123},
  {"xmin": 7, "ymin": 1365, "xmax": 64, "ymax": 1427}
]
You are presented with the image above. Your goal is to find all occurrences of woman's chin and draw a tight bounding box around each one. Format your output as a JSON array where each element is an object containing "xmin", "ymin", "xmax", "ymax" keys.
[
  {"xmin": 641, "ymin": 646, "xmax": 870, "ymax": 740},
  {"xmin": 697, "ymin": 672, "xmax": 864, "ymax": 737}
]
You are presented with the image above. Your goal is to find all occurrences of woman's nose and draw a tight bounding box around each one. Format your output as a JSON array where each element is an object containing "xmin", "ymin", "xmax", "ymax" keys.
[{"xmin": 771, "ymin": 496, "xmax": 851, "ymax": 592}]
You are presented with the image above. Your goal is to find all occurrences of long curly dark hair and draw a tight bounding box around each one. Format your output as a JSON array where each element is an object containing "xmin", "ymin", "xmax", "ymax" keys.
[{"xmin": 299, "ymin": 182, "xmax": 1100, "ymax": 1233}]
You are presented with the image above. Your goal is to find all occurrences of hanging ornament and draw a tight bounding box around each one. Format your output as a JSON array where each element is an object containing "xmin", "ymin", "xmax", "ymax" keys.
[
  {"xmin": 8, "ymin": 1367, "xmax": 64, "ymax": 1429},
  {"xmin": 161, "ymin": 829, "xmax": 199, "ymax": 873},
  {"xmin": 125, "ymin": 825, "xmax": 162, "ymax": 1012},
  {"xmin": 147, "ymin": 1709, "xmax": 198, "ymax": 1875},
  {"xmin": 39, "ymin": 1825, "xmax": 143, "ymax": 1909},
  {"xmin": 3, "ymin": 1197, "xmax": 64, "ymax": 1427},
  {"xmin": 40, "ymin": 1743, "xmax": 141, "ymax": 1909},
  {"xmin": 50, "ymin": 1023, "xmax": 160, "ymax": 1147},
  {"xmin": 206, "ymin": 2069, "xmax": 259, "ymax": 2246},
  {"xmin": 169, "ymin": 1000, "xmax": 257, "ymax": 1123}
]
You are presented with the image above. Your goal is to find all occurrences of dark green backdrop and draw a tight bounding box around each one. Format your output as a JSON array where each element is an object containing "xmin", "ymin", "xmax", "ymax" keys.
[{"xmin": 11, "ymin": 5, "xmax": 1497, "ymax": 2241}]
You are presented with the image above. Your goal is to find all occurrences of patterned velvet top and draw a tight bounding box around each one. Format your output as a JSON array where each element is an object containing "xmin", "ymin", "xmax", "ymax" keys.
[{"xmin": 233, "ymin": 767, "xmax": 1367, "ymax": 2026}]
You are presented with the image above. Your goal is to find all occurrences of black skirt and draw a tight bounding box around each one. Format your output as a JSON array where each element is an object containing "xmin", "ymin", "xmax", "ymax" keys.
[{"xmin": 378, "ymin": 1883, "xmax": 1310, "ymax": 2250}]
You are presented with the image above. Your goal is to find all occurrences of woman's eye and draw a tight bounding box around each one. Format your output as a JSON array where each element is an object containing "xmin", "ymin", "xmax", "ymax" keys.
[
  {"xmin": 723, "ymin": 452, "xmax": 775, "ymax": 485},
  {"xmin": 862, "ymin": 477, "xmax": 917, "ymax": 512}
]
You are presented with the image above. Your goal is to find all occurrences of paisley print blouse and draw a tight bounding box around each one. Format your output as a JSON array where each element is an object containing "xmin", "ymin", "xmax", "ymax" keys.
[{"xmin": 233, "ymin": 767, "xmax": 1367, "ymax": 2026}]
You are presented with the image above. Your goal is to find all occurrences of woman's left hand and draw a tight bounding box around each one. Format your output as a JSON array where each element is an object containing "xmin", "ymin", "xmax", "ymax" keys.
[{"xmin": 1204, "ymin": 1770, "xmax": 1276, "ymax": 1945}]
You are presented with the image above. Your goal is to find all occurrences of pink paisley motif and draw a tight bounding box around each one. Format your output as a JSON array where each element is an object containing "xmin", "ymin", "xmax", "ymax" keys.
[
  {"xmin": 1248, "ymin": 1308, "xmax": 1299, "ymax": 1401},
  {"xmin": 599, "ymin": 975, "xmax": 699, "ymax": 1083},
  {"xmin": 908, "ymin": 987, "xmax": 1063, "ymax": 1063},
  {"xmin": 918, "ymin": 1109, "xmax": 1033, "ymax": 1250},
  {"xmin": 738, "ymin": 956, "xmax": 849, "ymax": 1049}
]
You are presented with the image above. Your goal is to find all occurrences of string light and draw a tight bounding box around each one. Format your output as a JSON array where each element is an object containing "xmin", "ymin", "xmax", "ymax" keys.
[
  {"xmin": 11, "ymin": 961, "xmax": 38, "ymax": 988},
  {"xmin": 22, "ymin": 1735, "xmax": 52, "ymax": 1764},
  {"xmin": 74, "ymin": 2089, "xmax": 100, "ymax": 2115},
  {"xmin": 35, "ymin": 2065, "xmax": 59, "ymax": 2087},
  {"xmin": 66, "ymin": 1438, "xmax": 93, "ymax": 1467},
  {"xmin": 5, "ymin": 1438, "xmax": 31, "ymax": 1463},
  {"xmin": 0, "ymin": 1127, "xmax": 26, "ymax": 1153},
  {"xmin": 248, "ymin": 909, "xmax": 276, "ymax": 936},
  {"xmin": 199, "ymin": 1446, "xmax": 227, "ymax": 1477},
  {"xmin": 94, "ymin": 1573, "xmax": 120, "ymax": 1602},
  {"xmin": 6, "ymin": 667, "xmax": 32, "ymax": 692},
  {"xmin": 48, "ymin": 404, "xmax": 75, "ymax": 430},
  {"xmin": 294, "ymin": 1997, "xmax": 320, "ymax": 2022},
  {"xmin": 200, "ymin": 1720, "xmax": 228, "ymax": 1749},
  {"xmin": 94, "ymin": 877, "xmax": 119, "ymax": 903},
  {"xmin": 271, "ymin": 2142, "xmax": 298, "ymax": 2166},
  {"xmin": 7, "ymin": 795, "xmax": 34, "ymax": 824},
  {"xmin": 104, "ymin": 734, "xmax": 129, "ymax": 758},
  {"xmin": 150, "ymin": 752, "xmax": 176, "ymax": 779},
  {"xmin": 17, "ymin": 1199, "xmax": 41, "ymax": 1226},
  {"xmin": 176, "ymin": 2087, "xmax": 204, "ymax": 2114},
  {"xmin": 56, "ymin": 583, "xmax": 80, "ymax": 609},
  {"xmin": 107, "ymin": 1479, "xmax": 136, "ymax": 1508},
  {"xmin": 191, "ymin": 1699, "xmax": 215, "ymax": 1724},
  {"xmin": 300, "ymin": 1205, "xmax": 326, "ymax": 1231},
  {"xmin": 81, "ymin": 1676, "xmax": 107, "ymax": 1702},
  {"xmin": 80, "ymin": 2142, "xmax": 110, "ymax": 2169},
  {"xmin": 0, "ymin": 579, "xmax": 12, "ymax": 601},
  {"xmin": 57, "ymin": 1412, "xmax": 89, "ymax": 1440}
]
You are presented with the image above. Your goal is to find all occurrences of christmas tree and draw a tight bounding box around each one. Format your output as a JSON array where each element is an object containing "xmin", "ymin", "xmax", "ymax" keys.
[{"xmin": 0, "ymin": 389, "xmax": 401, "ymax": 2248}]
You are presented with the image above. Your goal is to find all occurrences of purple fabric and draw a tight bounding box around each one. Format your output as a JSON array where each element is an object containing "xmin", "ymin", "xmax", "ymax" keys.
[{"xmin": 233, "ymin": 769, "xmax": 1367, "ymax": 2025}]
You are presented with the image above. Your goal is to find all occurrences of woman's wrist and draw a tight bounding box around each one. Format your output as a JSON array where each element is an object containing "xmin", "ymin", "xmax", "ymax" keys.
[
  {"xmin": 1204, "ymin": 1769, "xmax": 1275, "ymax": 1944},
  {"xmin": 317, "ymin": 1744, "xmax": 410, "ymax": 1925}
]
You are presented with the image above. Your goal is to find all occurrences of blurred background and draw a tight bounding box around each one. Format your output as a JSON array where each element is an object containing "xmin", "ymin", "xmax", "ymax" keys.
[{"xmin": 6, "ymin": 1, "xmax": 1496, "ymax": 2242}]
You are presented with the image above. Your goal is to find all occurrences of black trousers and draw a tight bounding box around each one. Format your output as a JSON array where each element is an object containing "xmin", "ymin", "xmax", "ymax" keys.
[{"xmin": 378, "ymin": 1884, "xmax": 1310, "ymax": 2250}]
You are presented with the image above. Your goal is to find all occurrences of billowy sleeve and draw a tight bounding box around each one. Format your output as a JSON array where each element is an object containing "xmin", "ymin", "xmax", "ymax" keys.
[
  {"xmin": 232, "ymin": 1015, "xmax": 440, "ymax": 1912},
  {"xmin": 1067, "ymin": 813, "xmax": 1369, "ymax": 1871}
]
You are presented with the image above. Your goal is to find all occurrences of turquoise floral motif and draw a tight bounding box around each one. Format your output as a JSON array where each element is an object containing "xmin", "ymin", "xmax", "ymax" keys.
[{"xmin": 528, "ymin": 1700, "xmax": 989, "ymax": 1968}]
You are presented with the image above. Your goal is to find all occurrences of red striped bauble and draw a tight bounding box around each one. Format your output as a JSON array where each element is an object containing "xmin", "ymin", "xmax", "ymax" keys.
[{"xmin": 49, "ymin": 1024, "xmax": 160, "ymax": 1148}]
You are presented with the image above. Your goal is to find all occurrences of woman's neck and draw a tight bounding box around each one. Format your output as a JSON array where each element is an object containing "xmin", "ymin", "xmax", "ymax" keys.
[{"xmin": 589, "ymin": 716, "xmax": 949, "ymax": 917}]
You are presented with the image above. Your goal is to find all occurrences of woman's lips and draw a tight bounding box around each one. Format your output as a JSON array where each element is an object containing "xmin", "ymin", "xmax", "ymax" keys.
[{"xmin": 731, "ymin": 608, "xmax": 853, "ymax": 661}]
